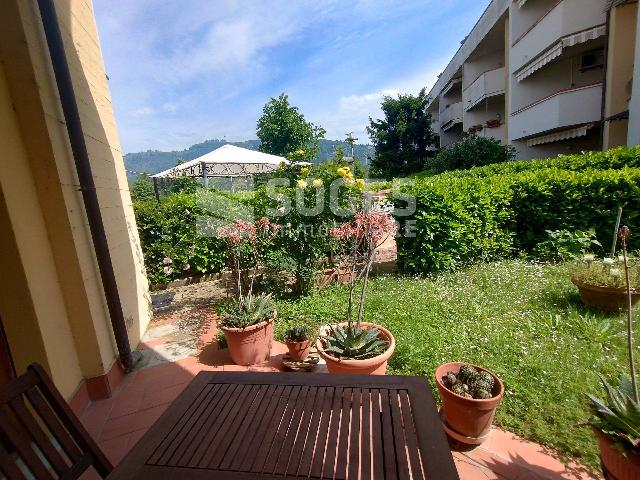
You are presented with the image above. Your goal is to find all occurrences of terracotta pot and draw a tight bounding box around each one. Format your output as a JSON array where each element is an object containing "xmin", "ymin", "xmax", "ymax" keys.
[
  {"xmin": 435, "ymin": 362, "xmax": 504, "ymax": 445},
  {"xmin": 571, "ymin": 276, "xmax": 640, "ymax": 313},
  {"xmin": 595, "ymin": 430, "xmax": 640, "ymax": 479},
  {"xmin": 316, "ymin": 268, "xmax": 354, "ymax": 287},
  {"xmin": 220, "ymin": 312, "xmax": 275, "ymax": 366},
  {"xmin": 286, "ymin": 339, "xmax": 311, "ymax": 361},
  {"xmin": 336, "ymin": 269, "xmax": 353, "ymax": 284},
  {"xmin": 316, "ymin": 322, "xmax": 395, "ymax": 375}
]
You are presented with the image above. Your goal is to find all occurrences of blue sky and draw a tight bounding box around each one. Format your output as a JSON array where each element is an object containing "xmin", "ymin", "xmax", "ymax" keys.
[{"xmin": 94, "ymin": 0, "xmax": 490, "ymax": 153}]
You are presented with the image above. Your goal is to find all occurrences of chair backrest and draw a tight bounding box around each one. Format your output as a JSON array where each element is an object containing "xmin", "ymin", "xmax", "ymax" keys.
[{"xmin": 0, "ymin": 363, "xmax": 113, "ymax": 479}]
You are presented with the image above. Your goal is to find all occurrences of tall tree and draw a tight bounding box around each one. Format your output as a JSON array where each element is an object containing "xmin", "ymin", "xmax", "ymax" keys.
[
  {"xmin": 367, "ymin": 88, "xmax": 439, "ymax": 178},
  {"xmin": 257, "ymin": 93, "xmax": 326, "ymax": 160}
]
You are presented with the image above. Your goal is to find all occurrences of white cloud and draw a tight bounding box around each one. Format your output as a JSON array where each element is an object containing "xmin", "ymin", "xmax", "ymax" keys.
[
  {"xmin": 319, "ymin": 65, "xmax": 445, "ymax": 141},
  {"xmin": 130, "ymin": 107, "xmax": 153, "ymax": 117},
  {"xmin": 94, "ymin": 0, "xmax": 487, "ymax": 152}
]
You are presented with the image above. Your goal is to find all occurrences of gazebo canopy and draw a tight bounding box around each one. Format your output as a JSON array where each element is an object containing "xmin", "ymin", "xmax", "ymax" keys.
[{"xmin": 152, "ymin": 145, "xmax": 287, "ymax": 178}]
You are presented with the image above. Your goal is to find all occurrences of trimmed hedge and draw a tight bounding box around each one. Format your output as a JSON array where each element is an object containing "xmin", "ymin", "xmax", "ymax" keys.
[
  {"xmin": 415, "ymin": 146, "xmax": 640, "ymax": 180},
  {"xmin": 395, "ymin": 147, "xmax": 640, "ymax": 274},
  {"xmin": 134, "ymin": 191, "xmax": 240, "ymax": 285}
]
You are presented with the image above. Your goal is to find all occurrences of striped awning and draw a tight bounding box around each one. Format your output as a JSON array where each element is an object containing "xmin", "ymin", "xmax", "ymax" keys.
[
  {"xmin": 526, "ymin": 124, "xmax": 592, "ymax": 147},
  {"xmin": 563, "ymin": 25, "xmax": 607, "ymax": 47},
  {"xmin": 515, "ymin": 43, "xmax": 563, "ymax": 82},
  {"xmin": 515, "ymin": 25, "xmax": 606, "ymax": 82},
  {"xmin": 442, "ymin": 77, "xmax": 462, "ymax": 97}
]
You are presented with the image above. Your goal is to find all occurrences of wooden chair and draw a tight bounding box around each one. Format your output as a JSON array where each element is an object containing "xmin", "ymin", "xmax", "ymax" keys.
[{"xmin": 0, "ymin": 363, "xmax": 113, "ymax": 479}]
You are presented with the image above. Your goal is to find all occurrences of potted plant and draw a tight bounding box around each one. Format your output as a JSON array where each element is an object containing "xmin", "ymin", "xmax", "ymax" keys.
[
  {"xmin": 435, "ymin": 362, "xmax": 504, "ymax": 445},
  {"xmin": 485, "ymin": 119, "xmax": 501, "ymax": 129},
  {"xmin": 585, "ymin": 226, "xmax": 640, "ymax": 479},
  {"xmin": 316, "ymin": 211, "xmax": 398, "ymax": 375},
  {"xmin": 571, "ymin": 254, "xmax": 640, "ymax": 312},
  {"xmin": 216, "ymin": 218, "xmax": 280, "ymax": 366},
  {"xmin": 284, "ymin": 325, "xmax": 312, "ymax": 361}
]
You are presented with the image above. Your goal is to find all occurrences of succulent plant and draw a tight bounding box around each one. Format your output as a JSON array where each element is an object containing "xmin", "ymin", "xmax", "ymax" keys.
[
  {"xmin": 444, "ymin": 363, "xmax": 497, "ymax": 400},
  {"xmin": 584, "ymin": 225, "xmax": 640, "ymax": 455},
  {"xmin": 451, "ymin": 383, "xmax": 466, "ymax": 396},
  {"xmin": 477, "ymin": 371, "xmax": 495, "ymax": 391},
  {"xmin": 285, "ymin": 325, "xmax": 310, "ymax": 342},
  {"xmin": 470, "ymin": 376, "xmax": 493, "ymax": 394},
  {"xmin": 458, "ymin": 364, "xmax": 477, "ymax": 384},
  {"xmin": 586, "ymin": 376, "xmax": 640, "ymax": 452},
  {"xmin": 475, "ymin": 389, "xmax": 492, "ymax": 400},
  {"xmin": 218, "ymin": 293, "xmax": 275, "ymax": 329},
  {"xmin": 444, "ymin": 371, "xmax": 457, "ymax": 387},
  {"xmin": 321, "ymin": 325, "xmax": 388, "ymax": 360}
]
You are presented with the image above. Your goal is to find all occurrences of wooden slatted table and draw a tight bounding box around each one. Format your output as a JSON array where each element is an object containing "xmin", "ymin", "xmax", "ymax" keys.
[{"xmin": 107, "ymin": 372, "xmax": 459, "ymax": 479}]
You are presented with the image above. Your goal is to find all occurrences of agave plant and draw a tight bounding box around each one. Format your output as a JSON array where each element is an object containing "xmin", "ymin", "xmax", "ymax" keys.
[
  {"xmin": 218, "ymin": 293, "xmax": 274, "ymax": 329},
  {"xmin": 284, "ymin": 325, "xmax": 310, "ymax": 343},
  {"xmin": 585, "ymin": 225, "xmax": 640, "ymax": 455},
  {"xmin": 320, "ymin": 211, "xmax": 397, "ymax": 360},
  {"xmin": 586, "ymin": 376, "xmax": 640, "ymax": 452},
  {"xmin": 322, "ymin": 325, "xmax": 388, "ymax": 360}
]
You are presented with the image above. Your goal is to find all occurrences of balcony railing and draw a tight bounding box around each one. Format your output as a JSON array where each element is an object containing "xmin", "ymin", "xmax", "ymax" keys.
[
  {"xmin": 463, "ymin": 67, "xmax": 505, "ymax": 111},
  {"xmin": 511, "ymin": 0, "xmax": 606, "ymax": 74},
  {"xmin": 510, "ymin": 83, "xmax": 603, "ymax": 140},
  {"xmin": 440, "ymin": 102, "xmax": 463, "ymax": 130}
]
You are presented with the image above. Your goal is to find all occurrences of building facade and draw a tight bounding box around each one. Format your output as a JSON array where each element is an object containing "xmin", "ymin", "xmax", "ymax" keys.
[
  {"xmin": 0, "ymin": 0, "xmax": 152, "ymax": 409},
  {"xmin": 428, "ymin": 0, "xmax": 639, "ymax": 159}
]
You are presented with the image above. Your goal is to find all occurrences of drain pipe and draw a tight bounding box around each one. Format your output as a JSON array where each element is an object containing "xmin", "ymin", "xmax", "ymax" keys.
[{"xmin": 36, "ymin": 0, "xmax": 137, "ymax": 371}]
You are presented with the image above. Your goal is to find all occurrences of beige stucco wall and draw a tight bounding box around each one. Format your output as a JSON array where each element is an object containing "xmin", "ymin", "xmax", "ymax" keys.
[
  {"xmin": 0, "ymin": 0, "xmax": 151, "ymax": 399},
  {"xmin": 627, "ymin": 2, "xmax": 640, "ymax": 146},
  {"xmin": 0, "ymin": 62, "xmax": 84, "ymax": 398},
  {"xmin": 604, "ymin": 2, "xmax": 637, "ymax": 148}
]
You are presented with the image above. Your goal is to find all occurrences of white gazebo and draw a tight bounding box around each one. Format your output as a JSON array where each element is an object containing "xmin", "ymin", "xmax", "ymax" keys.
[{"xmin": 152, "ymin": 145, "xmax": 287, "ymax": 186}]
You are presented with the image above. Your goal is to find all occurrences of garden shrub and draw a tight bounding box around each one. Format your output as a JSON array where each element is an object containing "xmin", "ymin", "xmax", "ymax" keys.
[
  {"xmin": 509, "ymin": 167, "xmax": 640, "ymax": 252},
  {"xmin": 134, "ymin": 191, "xmax": 229, "ymax": 285},
  {"xmin": 417, "ymin": 145, "xmax": 640, "ymax": 180},
  {"xmin": 425, "ymin": 135, "xmax": 517, "ymax": 174},
  {"xmin": 252, "ymin": 159, "xmax": 363, "ymax": 296},
  {"xmin": 531, "ymin": 229, "xmax": 601, "ymax": 262},
  {"xmin": 396, "ymin": 175, "xmax": 513, "ymax": 273},
  {"xmin": 395, "ymin": 147, "xmax": 640, "ymax": 274}
]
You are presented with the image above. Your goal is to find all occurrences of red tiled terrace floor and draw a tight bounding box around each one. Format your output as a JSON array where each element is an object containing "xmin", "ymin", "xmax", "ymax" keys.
[{"xmin": 78, "ymin": 306, "xmax": 601, "ymax": 479}]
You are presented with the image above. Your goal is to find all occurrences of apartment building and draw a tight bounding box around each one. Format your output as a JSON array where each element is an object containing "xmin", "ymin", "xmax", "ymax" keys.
[{"xmin": 427, "ymin": 0, "xmax": 640, "ymax": 159}]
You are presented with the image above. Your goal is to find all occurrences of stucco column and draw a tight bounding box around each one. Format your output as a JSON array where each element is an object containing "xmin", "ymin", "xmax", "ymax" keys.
[{"xmin": 629, "ymin": 6, "xmax": 640, "ymax": 146}]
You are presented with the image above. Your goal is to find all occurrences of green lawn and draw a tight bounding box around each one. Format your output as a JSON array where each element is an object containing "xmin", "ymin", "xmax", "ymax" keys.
[{"xmin": 272, "ymin": 260, "xmax": 636, "ymax": 468}]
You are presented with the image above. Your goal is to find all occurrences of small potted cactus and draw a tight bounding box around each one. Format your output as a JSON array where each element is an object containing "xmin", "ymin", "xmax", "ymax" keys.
[
  {"xmin": 284, "ymin": 325, "xmax": 312, "ymax": 361},
  {"xmin": 435, "ymin": 362, "xmax": 504, "ymax": 445}
]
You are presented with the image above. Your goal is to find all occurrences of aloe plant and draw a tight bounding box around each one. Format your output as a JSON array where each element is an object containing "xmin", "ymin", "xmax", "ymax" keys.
[
  {"xmin": 218, "ymin": 293, "xmax": 274, "ymax": 329},
  {"xmin": 586, "ymin": 225, "xmax": 640, "ymax": 454},
  {"xmin": 322, "ymin": 325, "xmax": 388, "ymax": 360},
  {"xmin": 587, "ymin": 376, "xmax": 640, "ymax": 451},
  {"xmin": 284, "ymin": 325, "xmax": 309, "ymax": 342},
  {"xmin": 321, "ymin": 211, "xmax": 397, "ymax": 360}
]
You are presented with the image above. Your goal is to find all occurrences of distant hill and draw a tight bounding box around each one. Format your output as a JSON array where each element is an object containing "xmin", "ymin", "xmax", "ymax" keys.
[{"xmin": 124, "ymin": 139, "xmax": 372, "ymax": 180}]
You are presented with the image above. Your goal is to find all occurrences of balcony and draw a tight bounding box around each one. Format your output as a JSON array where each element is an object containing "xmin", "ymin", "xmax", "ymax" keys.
[
  {"xmin": 510, "ymin": 83, "xmax": 603, "ymax": 140},
  {"xmin": 511, "ymin": 0, "xmax": 606, "ymax": 74},
  {"xmin": 440, "ymin": 102, "xmax": 463, "ymax": 130},
  {"xmin": 442, "ymin": 77, "xmax": 462, "ymax": 97},
  {"xmin": 463, "ymin": 67, "xmax": 505, "ymax": 111}
]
